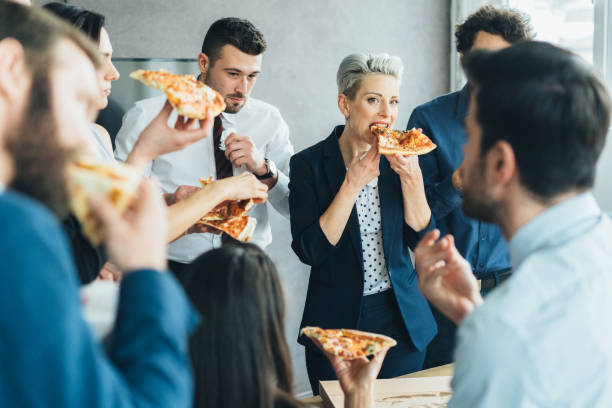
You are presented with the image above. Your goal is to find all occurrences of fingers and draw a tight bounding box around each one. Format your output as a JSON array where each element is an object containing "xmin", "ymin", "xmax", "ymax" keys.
[
  {"xmin": 88, "ymin": 193, "xmax": 121, "ymax": 233},
  {"xmin": 156, "ymin": 100, "xmax": 173, "ymax": 122},
  {"xmin": 417, "ymin": 229, "xmax": 440, "ymax": 248},
  {"xmin": 198, "ymin": 108, "xmax": 214, "ymax": 134}
]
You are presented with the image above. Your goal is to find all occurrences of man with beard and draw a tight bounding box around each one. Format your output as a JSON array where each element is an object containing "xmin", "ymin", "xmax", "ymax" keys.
[
  {"xmin": 415, "ymin": 41, "xmax": 612, "ymax": 407},
  {"xmin": 406, "ymin": 5, "xmax": 533, "ymax": 369},
  {"xmin": 0, "ymin": 4, "xmax": 197, "ymax": 406},
  {"xmin": 115, "ymin": 18, "xmax": 293, "ymax": 278}
]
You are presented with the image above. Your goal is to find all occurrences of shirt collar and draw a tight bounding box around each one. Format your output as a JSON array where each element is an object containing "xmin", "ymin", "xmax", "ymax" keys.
[{"xmin": 509, "ymin": 192, "xmax": 602, "ymax": 269}]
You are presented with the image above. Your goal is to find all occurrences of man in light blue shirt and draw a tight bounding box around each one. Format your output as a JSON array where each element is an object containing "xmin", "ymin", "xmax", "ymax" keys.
[{"xmin": 414, "ymin": 41, "xmax": 612, "ymax": 407}]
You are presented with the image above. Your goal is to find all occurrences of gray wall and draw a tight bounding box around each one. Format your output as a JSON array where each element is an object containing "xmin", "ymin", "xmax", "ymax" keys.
[{"xmin": 53, "ymin": 0, "xmax": 451, "ymax": 397}]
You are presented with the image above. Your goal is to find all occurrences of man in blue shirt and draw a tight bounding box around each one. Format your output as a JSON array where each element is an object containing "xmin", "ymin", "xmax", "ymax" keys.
[
  {"xmin": 0, "ymin": 4, "xmax": 198, "ymax": 406},
  {"xmin": 415, "ymin": 41, "xmax": 612, "ymax": 407},
  {"xmin": 407, "ymin": 5, "xmax": 533, "ymax": 368}
]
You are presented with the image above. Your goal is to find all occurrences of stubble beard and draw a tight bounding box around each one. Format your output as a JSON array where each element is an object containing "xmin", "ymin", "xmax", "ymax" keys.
[
  {"xmin": 461, "ymin": 157, "xmax": 502, "ymax": 224},
  {"xmin": 7, "ymin": 74, "xmax": 74, "ymax": 218}
]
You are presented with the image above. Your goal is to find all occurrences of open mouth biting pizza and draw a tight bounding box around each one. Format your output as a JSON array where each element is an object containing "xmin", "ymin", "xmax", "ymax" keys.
[
  {"xmin": 371, "ymin": 125, "xmax": 437, "ymax": 156},
  {"xmin": 196, "ymin": 177, "xmax": 257, "ymax": 242},
  {"xmin": 129, "ymin": 69, "xmax": 226, "ymax": 120},
  {"xmin": 301, "ymin": 326, "xmax": 397, "ymax": 360},
  {"xmin": 67, "ymin": 157, "xmax": 142, "ymax": 245}
]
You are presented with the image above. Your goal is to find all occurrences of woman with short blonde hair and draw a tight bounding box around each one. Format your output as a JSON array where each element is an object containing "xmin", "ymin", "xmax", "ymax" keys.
[{"xmin": 289, "ymin": 52, "xmax": 437, "ymax": 393}]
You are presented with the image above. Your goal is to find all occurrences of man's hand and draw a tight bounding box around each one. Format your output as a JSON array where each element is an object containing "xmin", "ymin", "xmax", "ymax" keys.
[
  {"xmin": 127, "ymin": 101, "xmax": 214, "ymax": 168},
  {"xmin": 224, "ymin": 133, "xmax": 266, "ymax": 175},
  {"xmin": 414, "ymin": 229, "xmax": 482, "ymax": 325},
  {"xmin": 89, "ymin": 179, "xmax": 168, "ymax": 272},
  {"xmin": 310, "ymin": 338, "xmax": 388, "ymax": 408}
]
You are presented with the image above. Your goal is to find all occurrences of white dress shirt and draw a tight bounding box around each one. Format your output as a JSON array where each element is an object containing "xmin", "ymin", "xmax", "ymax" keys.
[
  {"xmin": 114, "ymin": 95, "xmax": 293, "ymax": 263},
  {"xmin": 355, "ymin": 177, "xmax": 391, "ymax": 295},
  {"xmin": 450, "ymin": 193, "xmax": 612, "ymax": 407}
]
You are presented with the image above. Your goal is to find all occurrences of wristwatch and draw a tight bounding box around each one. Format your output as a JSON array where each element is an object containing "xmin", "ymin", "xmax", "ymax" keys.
[{"xmin": 255, "ymin": 158, "xmax": 277, "ymax": 180}]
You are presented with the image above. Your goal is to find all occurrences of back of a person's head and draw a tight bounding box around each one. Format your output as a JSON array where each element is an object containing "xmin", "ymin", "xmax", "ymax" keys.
[
  {"xmin": 455, "ymin": 5, "xmax": 533, "ymax": 53},
  {"xmin": 201, "ymin": 17, "xmax": 266, "ymax": 65},
  {"xmin": 464, "ymin": 41, "xmax": 611, "ymax": 201},
  {"xmin": 43, "ymin": 2, "xmax": 105, "ymax": 43},
  {"xmin": 0, "ymin": 2, "xmax": 101, "ymax": 78},
  {"xmin": 184, "ymin": 244, "xmax": 296, "ymax": 408}
]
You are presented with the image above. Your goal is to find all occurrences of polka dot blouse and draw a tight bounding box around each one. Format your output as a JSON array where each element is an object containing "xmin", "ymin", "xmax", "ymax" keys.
[{"xmin": 355, "ymin": 177, "xmax": 391, "ymax": 295}]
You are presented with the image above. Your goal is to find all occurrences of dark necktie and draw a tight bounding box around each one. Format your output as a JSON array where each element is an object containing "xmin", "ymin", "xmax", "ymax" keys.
[
  {"xmin": 212, "ymin": 114, "xmax": 239, "ymax": 245},
  {"xmin": 213, "ymin": 115, "xmax": 233, "ymax": 179}
]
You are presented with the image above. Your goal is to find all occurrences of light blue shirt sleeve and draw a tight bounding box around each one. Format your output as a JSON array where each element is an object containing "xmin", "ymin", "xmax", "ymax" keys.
[{"xmin": 449, "ymin": 309, "xmax": 541, "ymax": 408}]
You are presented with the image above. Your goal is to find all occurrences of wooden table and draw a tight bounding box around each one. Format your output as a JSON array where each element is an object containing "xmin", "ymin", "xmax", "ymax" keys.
[{"xmin": 300, "ymin": 364, "xmax": 454, "ymax": 407}]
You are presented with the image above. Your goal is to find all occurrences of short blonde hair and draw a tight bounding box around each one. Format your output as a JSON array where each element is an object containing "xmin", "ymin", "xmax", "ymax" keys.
[{"xmin": 337, "ymin": 53, "xmax": 403, "ymax": 99}]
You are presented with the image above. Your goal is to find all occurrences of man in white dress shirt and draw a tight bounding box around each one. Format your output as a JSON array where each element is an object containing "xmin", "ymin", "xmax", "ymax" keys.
[
  {"xmin": 115, "ymin": 18, "xmax": 293, "ymax": 274},
  {"xmin": 414, "ymin": 42, "xmax": 612, "ymax": 407}
]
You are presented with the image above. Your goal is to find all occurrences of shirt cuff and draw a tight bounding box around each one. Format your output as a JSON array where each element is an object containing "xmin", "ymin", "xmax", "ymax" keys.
[
  {"xmin": 267, "ymin": 170, "xmax": 290, "ymax": 216},
  {"xmin": 404, "ymin": 216, "xmax": 436, "ymax": 249}
]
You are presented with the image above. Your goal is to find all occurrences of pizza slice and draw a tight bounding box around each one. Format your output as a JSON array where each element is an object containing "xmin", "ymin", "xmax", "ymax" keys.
[
  {"xmin": 67, "ymin": 157, "xmax": 142, "ymax": 245},
  {"xmin": 130, "ymin": 69, "xmax": 226, "ymax": 120},
  {"xmin": 195, "ymin": 176, "xmax": 257, "ymax": 242},
  {"xmin": 371, "ymin": 125, "xmax": 437, "ymax": 156},
  {"xmin": 198, "ymin": 215, "xmax": 257, "ymax": 242},
  {"xmin": 301, "ymin": 326, "xmax": 397, "ymax": 360}
]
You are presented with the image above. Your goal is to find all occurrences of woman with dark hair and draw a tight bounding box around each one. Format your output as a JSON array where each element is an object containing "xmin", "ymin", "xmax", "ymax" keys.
[
  {"xmin": 42, "ymin": 3, "xmax": 268, "ymax": 284},
  {"xmin": 185, "ymin": 243, "xmax": 389, "ymax": 408}
]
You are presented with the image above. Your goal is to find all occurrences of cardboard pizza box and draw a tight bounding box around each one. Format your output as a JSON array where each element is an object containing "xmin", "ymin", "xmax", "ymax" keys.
[{"xmin": 319, "ymin": 376, "xmax": 452, "ymax": 408}]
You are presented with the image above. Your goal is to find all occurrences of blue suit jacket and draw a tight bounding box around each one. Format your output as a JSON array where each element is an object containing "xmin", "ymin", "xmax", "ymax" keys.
[
  {"xmin": 0, "ymin": 190, "xmax": 198, "ymax": 407},
  {"xmin": 289, "ymin": 126, "xmax": 437, "ymax": 351},
  {"xmin": 407, "ymin": 86, "xmax": 510, "ymax": 276}
]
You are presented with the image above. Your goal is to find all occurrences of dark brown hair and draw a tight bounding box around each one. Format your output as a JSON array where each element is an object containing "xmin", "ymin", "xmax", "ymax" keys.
[
  {"xmin": 455, "ymin": 5, "xmax": 533, "ymax": 53},
  {"xmin": 201, "ymin": 17, "xmax": 266, "ymax": 66},
  {"xmin": 184, "ymin": 244, "xmax": 300, "ymax": 408},
  {"xmin": 43, "ymin": 2, "xmax": 106, "ymax": 43},
  {"xmin": 465, "ymin": 41, "xmax": 611, "ymax": 200},
  {"xmin": 0, "ymin": 2, "xmax": 102, "ymax": 74}
]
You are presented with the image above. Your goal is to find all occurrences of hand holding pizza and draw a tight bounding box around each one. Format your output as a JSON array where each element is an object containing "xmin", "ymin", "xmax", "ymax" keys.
[
  {"xmin": 310, "ymin": 336, "xmax": 387, "ymax": 407},
  {"xmin": 345, "ymin": 146, "xmax": 381, "ymax": 194},
  {"xmin": 414, "ymin": 229, "xmax": 483, "ymax": 325},
  {"xmin": 213, "ymin": 172, "xmax": 268, "ymax": 203},
  {"xmin": 128, "ymin": 101, "xmax": 215, "ymax": 169},
  {"xmin": 89, "ymin": 179, "xmax": 168, "ymax": 272},
  {"xmin": 224, "ymin": 133, "xmax": 267, "ymax": 175}
]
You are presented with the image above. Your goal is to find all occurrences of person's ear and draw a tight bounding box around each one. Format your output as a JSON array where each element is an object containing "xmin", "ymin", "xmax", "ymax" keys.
[
  {"xmin": 487, "ymin": 140, "xmax": 516, "ymax": 189},
  {"xmin": 198, "ymin": 52, "xmax": 210, "ymax": 78},
  {"xmin": 338, "ymin": 93, "xmax": 350, "ymax": 119},
  {"xmin": 0, "ymin": 38, "xmax": 29, "ymax": 103}
]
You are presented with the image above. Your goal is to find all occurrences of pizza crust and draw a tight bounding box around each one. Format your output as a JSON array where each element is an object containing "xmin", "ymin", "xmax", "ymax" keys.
[{"xmin": 67, "ymin": 158, "xmax": 142, "ymax": 245}]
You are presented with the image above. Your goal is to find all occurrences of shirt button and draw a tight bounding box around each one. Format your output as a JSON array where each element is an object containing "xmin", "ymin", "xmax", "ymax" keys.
[
  {"xmin": 479, "ymin": 263, "xmax": 484, "ymax": 268},
  {"xmin": 481, "ymin": 237, "xmax": 486, "ymax": 241}
]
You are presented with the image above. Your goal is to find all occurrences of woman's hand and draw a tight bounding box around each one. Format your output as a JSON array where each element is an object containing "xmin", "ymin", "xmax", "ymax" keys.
[
  {"xmin": 387, "ymin": 154, "xmax": 424, "ymax": 188},
  {"xmin": 213, "ymin": 172, "xmax": 268, "ymax": 203},
  {"xmin": 311, "ymin": 337, "xmax": 388, "ymax": 408},
  {"xmin": 387, "ymin": 153, "xmax": 431, "ymax": 231},
  {"xmin": 345, "ymin": 146, "xmax": 381, "ymax": 194}
]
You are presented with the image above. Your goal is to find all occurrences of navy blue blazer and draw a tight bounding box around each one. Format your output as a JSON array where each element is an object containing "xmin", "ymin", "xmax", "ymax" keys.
[
  {"xmin": 0, "ymin": 190, "xmax": 198, "ymax": 407},
  {"xmin": 407, "ymin": 86, "xmax": 510, "ymax": 277},
  {"xmin": 289, "ymin": 126, "xmax": 437, "ymax": 351}
]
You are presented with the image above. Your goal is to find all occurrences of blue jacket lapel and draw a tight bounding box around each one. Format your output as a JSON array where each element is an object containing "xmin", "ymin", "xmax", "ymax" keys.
[{"xmin": 322, "ymin": 126, "xmax": 364, "ymax": 275}]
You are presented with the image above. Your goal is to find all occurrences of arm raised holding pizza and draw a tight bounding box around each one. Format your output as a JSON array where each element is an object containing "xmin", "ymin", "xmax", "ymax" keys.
[
  {"xmin": 164, "ymin": 172, "xmax": 268, "ymax": 241},
  {"xmin": 386, "ymin": 153, "xmax": 432, "ymax": 232},
  {"xmin": 125, "ymin": 101, "xmax": 215, "ymax": 171}
]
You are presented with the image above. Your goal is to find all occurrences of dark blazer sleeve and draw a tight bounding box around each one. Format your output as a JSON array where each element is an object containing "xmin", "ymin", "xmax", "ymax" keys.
[
  {"xmin": 62, "ymin": 214, "xmax": 106, "ymax": 285},
  {"xmin": 408, "ymin": 108, "xmax": 462, "ymax": 220},
  {"xmin": 0, "ymin": 195, "xmax": 198, "ymax": 408},
  {"xmin": 289, "ymin": 153, "xmax": 340, "ymax": 268}
]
